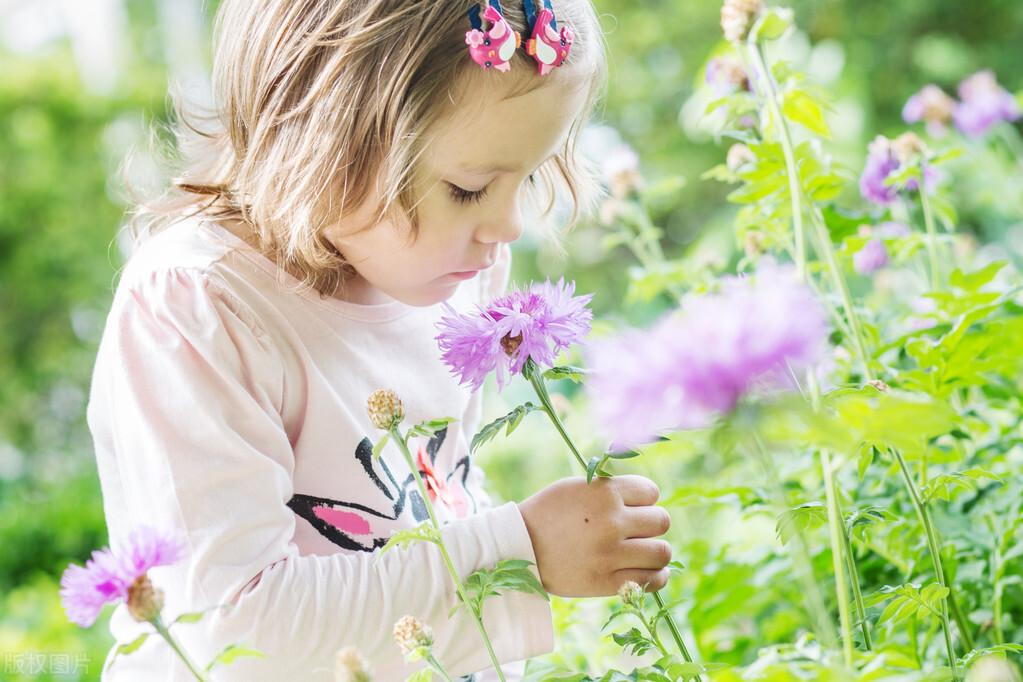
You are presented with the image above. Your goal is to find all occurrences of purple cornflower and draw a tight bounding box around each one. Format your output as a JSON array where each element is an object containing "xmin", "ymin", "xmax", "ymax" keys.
[
  {"xmin": 435, "ymin": 279, "xmax": 593, "ymax": 391},
  {"xmin": 586, "ymin": 262, "xmax": 829, "ymax": 448},
  {"xmin": 953, "ymin": 70, "xmax": 1021, "ymax": 138},
  {"xmin": 854, "ymin": 239, "xmax": 889, "ymax": 275},
  {"xmin": 874, "ymin": 221, "xmax": 912, "ymax": 239},
  {"xmin": 60, "ymin": 526, "xmax": 185, "ymax": 627},
  {"xmin": 902, "ymin": 84, "xmax": 955, "ymax": 136}
]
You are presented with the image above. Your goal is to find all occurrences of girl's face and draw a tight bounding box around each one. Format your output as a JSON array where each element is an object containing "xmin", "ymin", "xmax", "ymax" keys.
[{"xmin": 323, "ymin": 73, "xmax": 590, "ymax": 307}]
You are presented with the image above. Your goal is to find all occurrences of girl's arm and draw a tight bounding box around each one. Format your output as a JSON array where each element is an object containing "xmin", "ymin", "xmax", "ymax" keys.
[{"xmin": 88, "ymin": 265, "xmax": 552, "ymax": 680}]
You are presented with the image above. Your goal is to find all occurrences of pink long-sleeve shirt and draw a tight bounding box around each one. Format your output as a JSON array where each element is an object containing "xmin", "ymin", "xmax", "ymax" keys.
[{"xmin": 86, "ymin": 217, "xmax": 553, "ymax": 680}]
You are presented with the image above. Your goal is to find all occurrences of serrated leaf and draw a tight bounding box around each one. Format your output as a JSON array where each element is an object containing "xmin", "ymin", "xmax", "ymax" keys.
[
  {"xmin": 776, "ymin": 501, "xmax": 827, "ymax": 544},
  {"xmin": 868, "ymin": 583, "xmax": 949, "ymax": 626},
  {"xmin": 949, "ymin": 261, "xmax": 1006, "ymax": 293},
  {"xmin": 543, "ymin": 365, "xmax": 587, "ymax": 383},
  {"xmin": 377, "ymin": 523, "xmax": 441, "ymax": 559},
  {"xmin": 922, "ymin": 468, "xmax": 1002, "ymax": 503},
  {"xmin": 612, "ymin": 627, "xmax": 657, "ymax": 657},
  {"xmin": 205, "ymin": 644, "xmax": 266, "ymax": 671},
  {"xmin": 106, "ymin": 633, "xmax": 150, "ymax": 671},
  {"xmin": 782, "ymin": 89, "xmax": 830, "ymax": 137},
  {"xmin": 470, "ymin": 403, "xmax": 540, "ymax": 453},
  {"xmin": 454, "ymin": 559, "xmax": 549, "ymax": 619}
]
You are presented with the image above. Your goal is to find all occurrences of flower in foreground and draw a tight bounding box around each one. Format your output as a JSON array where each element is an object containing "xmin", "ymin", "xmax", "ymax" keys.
[
  {"xmin": 60, "ymin": 526, "xmax": 185, "ymax": 627},
  {"xmin": 953, "ymin": 70, "xmax": 1021, "ymax": 138},
  {"xmin": 335, "ymin": 646, "xmax": 373, "ymax": 682},
  {"xmin": 853, "ymin": 239, "xmax": 890, "ymax": 275},
  {"xmin": 586, "ymin": 262, "xmax": 829, "ymax": 449},
  {"xmin": 720, "ymin": 0, "xmax": 764, "ymax": 43},
  {"xmin": 902, "ymin": 84, "xmax": 956, "ymax": 136},
  {"xmin": 435, "ymin": 279, "xmax": 593, "ymax": 391},
  {"xmin": 366, "ymin": 389, "xmax": 405, "ymax": 430},
  {"xmin": 393, "ymin": 615, "xmax": 434, "ymax": 659}
]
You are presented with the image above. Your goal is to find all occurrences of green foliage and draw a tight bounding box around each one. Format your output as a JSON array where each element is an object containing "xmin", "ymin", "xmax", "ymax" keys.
[
  {"xmin": 470, "ymin": 403, "xmax": 541, "ymax": 454},
  {"xmin": 455, "ymin": 559, "xmax": 549, "ymax": 619}
]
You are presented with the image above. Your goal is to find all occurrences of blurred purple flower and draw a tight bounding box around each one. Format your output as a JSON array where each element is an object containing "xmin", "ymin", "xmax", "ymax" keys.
[
  {"xmin": 859, "ymin": 135, "xmax": 939, "ymax": 206},
  {"xmin": 436, "ymin": 279, "xmax": 593, "ymax": 391},
  {"xmin": 854, "ymin": 239, "xmax": 890, "ymax": 274},
  {"xmin": 705, "ymin": 55, "xmax": 750, "ymax": 96},
  {"xmin": 953, "ymin": 70, "xmax": 1021, "ymax": 137},
  {"xmin": 60, "ymin": 527, "xmax": 185, "ymax": 627},
  {"xmin": 586, "ymin": 262, "xmax": 829, "ymax": 448},
  {"xmin": 902, "ymin": 84, "xmax": 955, "ymax": 136},
  {"xmin": 874, "ymin": 221, "xmax": 912, "ymax": 239}
]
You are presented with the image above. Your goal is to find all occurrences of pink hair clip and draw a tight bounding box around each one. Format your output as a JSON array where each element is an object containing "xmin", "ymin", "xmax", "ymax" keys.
[
  {"xmin": 465, "ymin": 0, "xmax": 521, "ymax": 72},
  {"xmin": 523, "ymin": 0, "xmax": 573, "ymax": 75}
]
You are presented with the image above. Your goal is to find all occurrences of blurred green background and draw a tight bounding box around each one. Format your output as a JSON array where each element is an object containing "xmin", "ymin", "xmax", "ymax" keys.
[{"xmin": 1, "ymin": 1, "xmax": 1020, "ymax": 679}]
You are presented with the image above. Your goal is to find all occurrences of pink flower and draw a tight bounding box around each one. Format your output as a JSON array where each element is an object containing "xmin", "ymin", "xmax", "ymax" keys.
[
  {"xmin": 854, "ymin": 239, "xmax": 890, "ymax": 274},
  {"xmin": 902, "ymin": 84, "xmax": 956, "ymax": 136},
  {"xmin": 60, "ymin": 526, "xmax": 186, "ymax": 627},
  {"xmin": 953, "ymin": 70, "xmax": 1021, "ymax": 138},
  {"xmin": 435, "ymin": 279, "xmax": 593, "ymax": 391},
  {"xmin": 465, "ymin": 29, "xmax": 485, "ymax": 48},
  {"xmin": 586, "ymin": 262, "xmax": 829, "ymax": 449}
]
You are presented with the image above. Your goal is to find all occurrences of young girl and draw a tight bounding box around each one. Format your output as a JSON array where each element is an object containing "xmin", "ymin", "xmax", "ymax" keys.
[{"xmin": 87, "ymin": 1, "xmax": 673, "ymax": 679}]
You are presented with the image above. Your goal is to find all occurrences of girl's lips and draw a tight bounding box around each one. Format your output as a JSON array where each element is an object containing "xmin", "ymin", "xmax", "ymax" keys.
[{"xmin": 449, "ymin": 270, "xmax": 480, "ymax": 281}]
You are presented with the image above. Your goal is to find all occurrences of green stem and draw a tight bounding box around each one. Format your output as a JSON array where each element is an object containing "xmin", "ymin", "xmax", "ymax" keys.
[
  {"xmin": 839, "ymin": 504, "xmax": 873, "ymax": 650},
  {"xmin": 390, "ymin": 429, "xmax": 507, "ymax": 682},
  {"xmin": 746, "ymin": 43, "xmax": 873, "ymax": 381},
  {"xmin": 152, "ymin": 617, "xmax": 210, "ymax": 682},
  {"xmin": 821, "ymin": 451, "xmax": 855, "ymax": 666},
  {"xmin": 750, "ymin": 429, "xmax": 837, "ymax": 649},
  {"xmin": 524, "ymin": 362, "xmax": 701, "ymax": 677},
  {"xmin": 892, "ymin": 448, "xmax": 959, "ymax": 678},
  {"xmin": 909, "ymin": 615, "xmax": 921, "ymax": 668},
  {"xmin": 918, "ymin": 174, "xmax": 942, "ymax": 292},
  {"xmin": 652, "ymin": 591, "xmax": 700, "ymax": 673},
  {"xmin": 525, "ymin": 362, "xmax": 588, "ymax": 472},
  {"xmin": 636, "ymin": 604, "xmax": 671, "ymax": 658},
  {"xmin": 425, "ymin": 652, "xmax": 455, "ymax": 682}
]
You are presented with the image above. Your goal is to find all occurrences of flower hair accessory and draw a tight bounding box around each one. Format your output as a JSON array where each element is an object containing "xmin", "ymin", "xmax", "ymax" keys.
[
  {"xmin": 465, "ymin": 0, "xmax": 521, "ymax": 72},
  {"xmin": 523, "ymin": 0, "xmax": 574, "ymax": 75}
]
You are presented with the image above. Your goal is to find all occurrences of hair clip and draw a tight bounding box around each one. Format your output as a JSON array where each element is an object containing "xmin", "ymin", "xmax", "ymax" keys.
[
  {"xmin": 523, "ymin": 0, "xmax": 574, "ymax": 75},
  {"xmin": 465, "ymin": 0, "xmax": 521, "ymax": 72}
]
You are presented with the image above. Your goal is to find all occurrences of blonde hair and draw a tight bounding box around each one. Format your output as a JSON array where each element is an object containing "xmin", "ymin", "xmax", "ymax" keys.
[{"xmin": 129, "ymin": 0, "xmax": 606, "ymax": 298}]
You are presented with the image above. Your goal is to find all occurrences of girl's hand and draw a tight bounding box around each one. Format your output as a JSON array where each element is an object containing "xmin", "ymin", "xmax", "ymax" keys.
[{"xmin": 517, "ymin": 475, "xmax": 672, "ymax": 598}]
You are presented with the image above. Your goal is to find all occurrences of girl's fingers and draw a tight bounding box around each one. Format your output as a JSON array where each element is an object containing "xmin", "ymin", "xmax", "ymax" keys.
[
  {"xmin": 622, "ymin": 506, "xmax": 672, "ymax": 539},
  {"xmin": 617, "ymin": 538, "xmax": 673, "ymax": 571},
  {"xmin": 611, "ymin": 475, "xmax": 661, "ymax": 506}
]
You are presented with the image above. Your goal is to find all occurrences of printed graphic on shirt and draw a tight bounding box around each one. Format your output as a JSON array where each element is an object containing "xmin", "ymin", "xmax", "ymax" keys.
[{"xmin": 287, "ymin": 428, "xmax": 479, "ymax": 552}]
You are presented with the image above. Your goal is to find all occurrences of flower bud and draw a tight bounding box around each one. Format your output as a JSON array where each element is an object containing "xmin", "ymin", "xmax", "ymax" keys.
[
  {"xmin": 366, "ymin": 389, "xmax": 404, "ymax": 430},
  {"xmin": 892, "ymin": 132, "xmax": 927, "ymax": 165},
  {"xmin": 726, "ymin": 143, "xmax": 756, "ymax": 173},
  {"xmin": 966, "ymin": 655, "xmax": 1023, "ymax": 682},
  {"xmin": 393, "ymin": 615, "xmax": 434, "ymax": 658},
  {"xmin": 126, "ymin": 574, "xmax": 164, "ymax": 623},
  {"xmin": 617, "ymin": 580, "xmax": 645, "ymax": 608},
  {"xmin": 721, "ymin": 0, "xmax": 764, "ymax": 43},
  {"xmin": 865, "ymin": 379, "xmax": 889, "ymax": 393},
  {"xmin": 335, "ymin": 646, "xmax": 372, "ymax": 682}
]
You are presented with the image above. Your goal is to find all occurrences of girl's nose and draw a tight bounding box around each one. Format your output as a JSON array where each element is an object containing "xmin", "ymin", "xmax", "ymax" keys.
[{"xmin": 474, "ymin": 197, "xmax": 524, "ymax": 245}]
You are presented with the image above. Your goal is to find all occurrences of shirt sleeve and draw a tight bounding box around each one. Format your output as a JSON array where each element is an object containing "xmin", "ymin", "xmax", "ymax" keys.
[{"xmin": 87, "ymin": 265, "xmax": 552, "ymax": 681}]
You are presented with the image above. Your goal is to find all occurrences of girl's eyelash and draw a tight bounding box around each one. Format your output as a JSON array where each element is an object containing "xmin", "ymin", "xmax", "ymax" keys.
[{"xmin": 446, "ymin": 174, "xmax": 537, "ymax": 205}]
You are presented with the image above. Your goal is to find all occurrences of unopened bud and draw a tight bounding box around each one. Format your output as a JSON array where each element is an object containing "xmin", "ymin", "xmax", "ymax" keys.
[
  {"xmin": 126, "ymin": 574, "xmax": 164, "ymax": 623},
  {"xmin": 892, "ymin": 132, "xmax": 927, "ymax": 165},
  {"xmin": 335, "ymin": 647, "xmax": 372, "ymax": 682},
  {"xmin": 965, "ymin": 655, "xmax": 1023, "ymax": 682},
  {"xmin": 726, "ymin": 143, "xmax": 756, "ymax": 172},
  {"xmin": 721, "ymin": 0, "xmax": 764, "ymax": 42},
  {"xmin": 617, "ymin": 580, "xmax": 645, "ymax": 607},
  {"xmin": 393, "ymin": 615, "xmax": 434, "ymax": 658},
  {"xmin": 367, "ymin": 389, "xmax": 404, "ymax": 430}
]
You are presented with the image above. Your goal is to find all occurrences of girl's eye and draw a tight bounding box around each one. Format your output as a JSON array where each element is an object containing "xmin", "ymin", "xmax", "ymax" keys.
[{"xmin": 447, "ymin": 182, "xmax": 488, "ymax": 205}]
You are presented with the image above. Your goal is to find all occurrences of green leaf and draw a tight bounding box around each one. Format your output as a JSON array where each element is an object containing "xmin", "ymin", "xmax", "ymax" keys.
[
  {"xmin": 782, "ymin": 89, "xmax": 830, "ymax": 137},
  {"xmin": 867, "ymin": 583, "xmax": 949, "ymax": 626},
  {"xmin": 406, "ymin": 670, "xmax": 434, "ymax": 682},
  {"xmin": 776, "ymin": 501, "xmax": 828, "ymax": 544},
  {"xmin": 372, "ymin": 433, "xmax": 390, "ymax": 459},
  {"xmin": 106, "ymin": 633, "xmax": 150, "ymax": 671},
  {"xmin": 205, "ymin": 644, "xmax": 266, "ymax": 671},
  {"xmin": 170, "ymin": 610, "xmax": 208, "ymax": 626},
  {"xmin": 611, "ymin": 627, "xmax": 658, "ymax": 657},
  {"xmin": 543, "ymin": 365, "xmax": 587, "ymax": 383},
  {"xmin": 749, "ymin": 6, "xmax": 793, "ymax": 41},
  {"xmin": 377, "ymin": 523, "xmax": 441, "ymax": 559},
  {"xmin": 586, "ymin": 455, "xmax": 607, "ymax": 483},
  {"xmin": 922, "ymin": 468, "xmax": 1002, "ymax": 503},
  {"xmin": 961, "ymin": 643, "xmax": 1023, "ymax": 667},
  {"xmin": 454, "ymin": 559, "xmax": 549, "ymax": 619},
  {"xmin": 949, "ymin": 261, "xmax": 1007, "ymax": 293},
  {"xmin": 470, "ymin": 403, "xmax": 540, "ymax": 453}
]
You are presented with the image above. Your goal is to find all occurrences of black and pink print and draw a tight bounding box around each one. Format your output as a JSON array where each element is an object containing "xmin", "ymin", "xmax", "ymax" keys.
[{"xmin": 288, "ymin": 428, "xmax": 479, "ymax": 552}]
